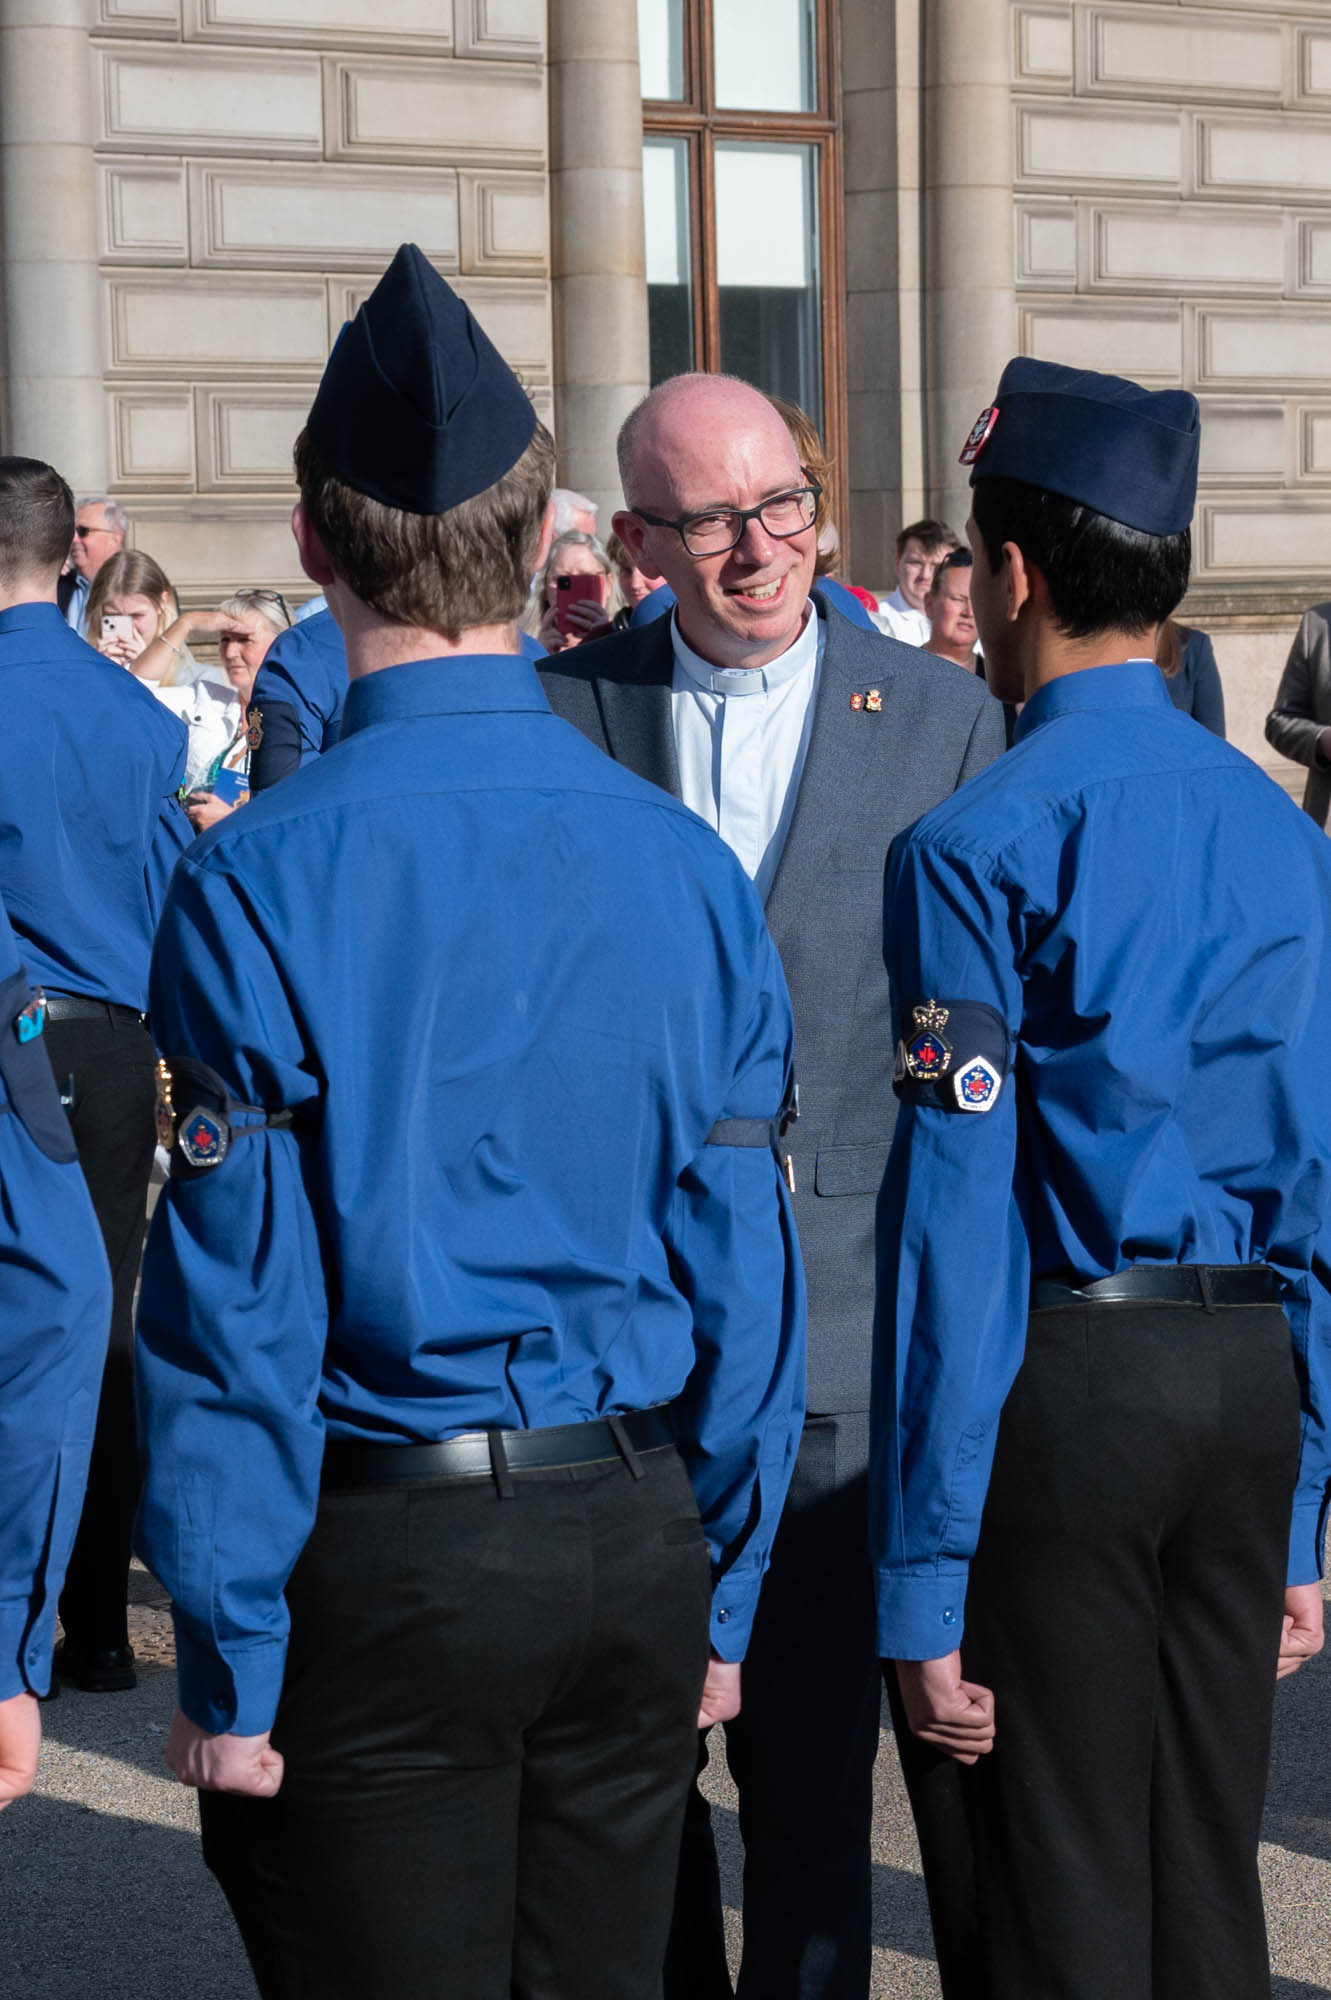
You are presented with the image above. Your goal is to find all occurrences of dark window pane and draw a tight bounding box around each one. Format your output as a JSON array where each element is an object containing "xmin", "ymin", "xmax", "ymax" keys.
[
  {"xmin": 716, "ymin": 142, "xmax": 821, "ymax": 422},
  {"xmin": 643, "ymin": 137, "xmax": 694, "ymax": 381}
]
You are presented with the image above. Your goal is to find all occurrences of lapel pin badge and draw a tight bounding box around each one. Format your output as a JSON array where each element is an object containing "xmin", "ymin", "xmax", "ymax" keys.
[
  {"xmin": 865, "ymin": 688, "xmax": 882, "ymax": 713},
  {"xmin": 849, "ymin": 692, "xmax": 864, "ymax": 711}
]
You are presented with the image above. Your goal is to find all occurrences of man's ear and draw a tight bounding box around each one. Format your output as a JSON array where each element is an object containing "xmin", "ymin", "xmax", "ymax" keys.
[
  {"xmin": 1001, "ymin": 540, "xmax": 1034, "ymax": 624},
  {"xmin": 612, "ymin": 509, "xmax": 664, "ymax": 583},
  {"xmin": 531, "ymin": 498, "xmax": 556, "ymax": 577},
  {"xmin": 291, "ymin": 502, "xmax": 335, "ymax": 588}
]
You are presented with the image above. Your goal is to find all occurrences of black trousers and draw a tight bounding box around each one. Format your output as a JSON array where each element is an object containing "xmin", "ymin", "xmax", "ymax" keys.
[
  {"xmin": 200, "ymin": 1444, "xmax": 712, "ymax": 2000},
  {"xmin": 48, "ymin": 1010, "xmax": 157, "ymax": 1655},
  {"xmin": 665, "ymin": 1414, "xmax": 882, "ymax": 2000},
  {"xmin": 894, "ymin": 1300, "xmax": 1300, "ymax": 2000}
]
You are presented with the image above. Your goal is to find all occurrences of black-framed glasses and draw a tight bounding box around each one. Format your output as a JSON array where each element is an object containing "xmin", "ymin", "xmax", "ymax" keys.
[
  {"xmin": 232, "ymin": 587, "xmax": 292, "ymax": 624},
  {"xmin": 632, "ymin": 482, "xmax": 822, "ymax": 558}
]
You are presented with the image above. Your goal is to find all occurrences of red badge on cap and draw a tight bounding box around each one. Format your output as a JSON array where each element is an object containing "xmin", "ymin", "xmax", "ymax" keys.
[{"xmin": 959, "ymin": 405, "xmax": 999, "ymax": 466}]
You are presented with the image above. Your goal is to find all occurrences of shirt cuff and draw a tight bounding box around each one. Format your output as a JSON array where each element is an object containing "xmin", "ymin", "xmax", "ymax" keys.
[
  {"xmin": 1287, "ymin": 1497, "xmax": 1329, "ymax": 1588},
  {"xmin": 875, "ymin": 1566, "xmax": 970, "ymax": 1661},
  {"xmin": 0, "ymin": 1594, "xmax": 53, "ymax": 1699},
  {"xmin": 709, "ymin": 1575, "xmax": 759, "ymax": 1661},
  {"xmin": 174, "ymin": 1617, "xmax": 287, "ymax": 1738}
]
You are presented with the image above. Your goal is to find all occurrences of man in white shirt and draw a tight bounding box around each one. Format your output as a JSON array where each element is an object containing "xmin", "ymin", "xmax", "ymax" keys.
[
  {"xmin": 539, "ymin": 373, "xmax": 1004, "ymax": 2000},
  {"xmin": 875, "ymin": 516, "xmax": 958, "ymax": 647},
  {"xmin": 59, "ymin": 497, "xmax": 129, "ymax": 637}
]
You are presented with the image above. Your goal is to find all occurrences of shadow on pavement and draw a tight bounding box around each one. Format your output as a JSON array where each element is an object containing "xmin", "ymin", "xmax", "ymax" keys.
[
  {"xmin": 1271, "ymin": 1983, "xmax": 1331, "ymax": 1998},
  {"xmin": 38, "ymin": 1662, "xmax": 182, "ymax": 1783},
  {"xmin": 0, "ymin": 1794, "xmax": 255, "ymax": 2000},
  {"xmin": 1264, "ymin": 1633, "xmax": 1331, "ymax": 1864},
  {"xmin": 708, "ymin": 1801, "xmax": 937, "ymax": 1962}
]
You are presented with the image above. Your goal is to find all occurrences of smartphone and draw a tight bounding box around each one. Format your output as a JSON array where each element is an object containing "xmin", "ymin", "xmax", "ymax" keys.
[
  {"xmin": 554, "ymin": 573, "xmax": 602, "ymax": 638},
  {"xmin": 101, "ymin": 613, "xmax": 133, "ymax": 645}
]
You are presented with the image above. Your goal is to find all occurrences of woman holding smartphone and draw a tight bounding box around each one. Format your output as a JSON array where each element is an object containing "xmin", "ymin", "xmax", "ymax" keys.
[
  {"xmin": 531, "ymin": 531, "xmax": 620, "ymax": 653},
  {"xmin": 155, "ymin": 592, "xmax": 292, "ymax": 831}
]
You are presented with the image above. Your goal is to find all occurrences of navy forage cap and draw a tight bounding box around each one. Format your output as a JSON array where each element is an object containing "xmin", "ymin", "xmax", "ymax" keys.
[
  {"xmin": 305, "ymin": 243, "xmax": 537, "ymax": 515},
  {"xmin": 959, "ymin": 356, "xmax": 1200, "ymax": 536}
]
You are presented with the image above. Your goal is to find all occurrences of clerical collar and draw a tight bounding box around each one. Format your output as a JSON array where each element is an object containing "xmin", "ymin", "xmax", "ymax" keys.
[{"xmin": 671, "ymin": 601, "xmax": 817, "ymax": 696}]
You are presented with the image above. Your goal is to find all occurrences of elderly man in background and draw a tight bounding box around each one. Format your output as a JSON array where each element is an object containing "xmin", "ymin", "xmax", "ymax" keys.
[
  {"xmin": 551, "ymin": 485, "xmax": 599, "ymax": 539},
  {"xmin": 60, "ymin": 496, "xmax": 128, "ymax": 638},
  {"xmin": 876, "ymin": 518, "xmax": 958, "ymax": 646},
  {"xmin": 541, "ymin": 371, "xmax": 1005, "ymax": 2000},
  {"xmin": 1265, "ymin": 598, "xmax": 1331, "ymax": 829}
]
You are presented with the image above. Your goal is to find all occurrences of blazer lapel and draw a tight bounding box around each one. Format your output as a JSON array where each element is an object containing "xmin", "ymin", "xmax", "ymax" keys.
[
  {"xmin": 593, "ymin": 621, "xmax": 682, "ymax": 799},
  {"xmin": 763, "ymin": 617, "xmax": 890, "ymax": 942}
]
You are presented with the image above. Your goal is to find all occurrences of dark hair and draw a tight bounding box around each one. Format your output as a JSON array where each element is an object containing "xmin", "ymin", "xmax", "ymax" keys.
[
  {"xmin": 294, "ymin": 419, "xmax": 555, "ymax": 638},
  {"xmin": 895, "ymin": 517, "xmax": 958, "ymax": 560},
  {"xmin": 970, "ymin": 478, "xmax": 1190, "ymax": 640},
  {"xmin": 0, "ymin": 458, "xmax": 74, "ymax": 585},
  {"xmin": 937, "ymin": 547, "xmax": 972, "ymax": 572}
]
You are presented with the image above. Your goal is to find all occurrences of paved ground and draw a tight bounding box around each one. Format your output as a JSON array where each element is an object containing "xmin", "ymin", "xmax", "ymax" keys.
[{"xmin": 3, "ymin": 1565, "xmax": 1331, "ymax": 1997}]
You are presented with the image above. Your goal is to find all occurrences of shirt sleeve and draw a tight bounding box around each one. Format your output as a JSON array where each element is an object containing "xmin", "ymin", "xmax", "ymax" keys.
[
  {"xmin": 134, "ymin": 848, "xmax": 329, "ymax": 1736},
  {"xmin": 665, "ymin": 925, "xmax": 807, "ymax": 1661},
  {"xmin": 0, "ymin": 973, "xmax": 111, "ymax": 1700},
  {"xmin": 871, "ymin": 832, "xmax": 1030, "ymax": 1662}
]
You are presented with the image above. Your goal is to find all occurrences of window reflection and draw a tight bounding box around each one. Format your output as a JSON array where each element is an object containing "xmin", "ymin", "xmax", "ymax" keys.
[
  {"xmin": 715, "ymin": 142, "xmax": 821, "ymax": 417},
  {"xmin": 638, "ymin": 0, "xmax": 686, "ymax": 101},
  {"xmin": 643, "ymin": 137, "xmax": 695, "ymax": 381},
  {"xmin": 714, "ymin": 0, "xmax": 815, "ymax": 112}
]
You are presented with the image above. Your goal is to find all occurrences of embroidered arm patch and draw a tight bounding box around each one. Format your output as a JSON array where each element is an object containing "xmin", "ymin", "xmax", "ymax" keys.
[
  {"xmin": 157, "ymin": 1054, "xmax": 299, "ymax": 1179},
  {"xmin": 892, "ymin": 999, "xmax": 1011, "ymax": 1114}
]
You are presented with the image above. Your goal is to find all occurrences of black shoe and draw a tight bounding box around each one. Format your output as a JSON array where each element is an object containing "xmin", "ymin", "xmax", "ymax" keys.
[{"xmin": 52, "ymin": 1641, "xmax": 137, "ymax": 1693}]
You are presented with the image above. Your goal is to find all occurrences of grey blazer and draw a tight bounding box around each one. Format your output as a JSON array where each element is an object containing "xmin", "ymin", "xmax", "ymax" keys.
[
  {"xmin": 1265, "ymin": 602, "xmax": 1331, "ymax": 829},
  {"xmin": 540, "ymin": 596, "xmax": 1006, "ymax": 1415}
]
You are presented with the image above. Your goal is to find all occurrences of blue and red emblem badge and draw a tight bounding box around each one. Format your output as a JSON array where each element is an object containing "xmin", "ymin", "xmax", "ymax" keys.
[
  {"xmin": 178, "ymin": 1106, "xmax": 229, "ymax": 1169},
  {"xmin": 904, "ymin": 1000, "xmax": 953, "ymax": 1082},
  {"xmin": 959, "ymin": 405, "xmax": 999, "ymax": 466},
  {"xmin": 954, "ymin": 1058, "xmax": 1002, "ymax": 1113}
]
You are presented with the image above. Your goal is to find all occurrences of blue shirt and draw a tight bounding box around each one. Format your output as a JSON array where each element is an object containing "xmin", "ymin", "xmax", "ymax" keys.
[
  {"xmin": 0, "ymin": 603, "xmax": 189, "ymax": 1010},
  {"xmin": 247, "ymin": 608, "xmax": 347, "ymax": 791},
  {"xmin": 136, "ymin": 653, "xmax": 806, "ymax": 1734},
  {"xmin": 632, "ymin": 579, "xmax": 877, "ymax": 633},
  {"xmin": 0, "ymin": 900, "xmax": 111, "ymax": 1698},
  {"xmin": 248, "ymin": 611, "xmax": 546, "ymax": 790},
  {"xmin": 871, "ymin": 662, "xmax": 1331, "ymax": 1660}
]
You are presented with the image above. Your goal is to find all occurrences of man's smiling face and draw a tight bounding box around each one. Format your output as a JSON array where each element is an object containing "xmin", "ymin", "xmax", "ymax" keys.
[{"xmin": 614, "ymin": 378, "xmax": 817, "ymax": 673}]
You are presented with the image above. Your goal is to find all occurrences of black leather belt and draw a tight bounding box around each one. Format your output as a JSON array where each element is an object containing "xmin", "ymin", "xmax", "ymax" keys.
[
  {"xmin": 321, "ymin": 1405, "xmax": 677, "ymax": 1492},
  {"xmin": 44, "ymin": 994, "xmax": 146, "ymax": 1029},
  {"xmin": 1032, "ymin": 1264, "xmax": 1283, "ymax": 1311}
]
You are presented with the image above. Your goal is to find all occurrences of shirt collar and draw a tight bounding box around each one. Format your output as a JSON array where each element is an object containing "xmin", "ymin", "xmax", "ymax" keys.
[
  {"xmin": 0, "ymin": 600, "xmax": 72, "ymax": 635},
  {"xmin": 1013, "ymin": 659, "xmax": 1168, "ymax": 744},
  {"xmin": 340, "ymin": 654, "xmax": 552, "ymax": 740},
  {"xmin": 671, "ymin": 599, "xmax": 818, "ymax": 697}
]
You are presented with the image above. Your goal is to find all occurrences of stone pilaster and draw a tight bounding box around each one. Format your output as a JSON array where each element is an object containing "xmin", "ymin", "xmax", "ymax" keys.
[
  {"xmin": 0, "ymin": 0, "xmax": 106, "ymax": 490},
  {"xmin": 923, "ymin": 0, "xmax": 1014, "ymax": 534},
  {"xmin": 548, "ymin": 0, "xmax": 650, "ymax": 521}
]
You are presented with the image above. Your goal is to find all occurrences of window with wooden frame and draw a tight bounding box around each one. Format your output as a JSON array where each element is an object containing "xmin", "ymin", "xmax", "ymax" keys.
[{"xmin": 637, "ymin": 0, "xmax": 847, "ymax": 534}]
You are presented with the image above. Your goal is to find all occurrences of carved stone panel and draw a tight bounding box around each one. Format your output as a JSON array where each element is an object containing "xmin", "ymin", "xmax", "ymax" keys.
[
  {"xmin": 1014, "ymin": 201, "xmax": 1077, "ymax": 290},
  {"xmin": 1087, "ymin": 202, "xmax": 1285, "ymax": 295},
  {"xmin": 187, "ymin": 162, "xmax": 459, "ymax": 271},
  {"xmin": 1016, "ymin": 101, "xmax": 1184, "ymax": 192},
  {"xmin": 99, "ymin": 160, "xmax": 188, "ymax": 264},
  {"xmin": 109, "ymin": 390, "xmax": 195, "ymax": 490},
  {"xmin": 1012, "ymin": 6, "xmax": 1074, "ymax": 93},
  {"xmin": 182, "ymin": 0, "xmax": 452, "ymax": 51},
  {"xmin": 1198, "ymin": 114, "xmax": 1331, "ymax": 202},
  {"xmin": 97, "ymin": 0, "xmax": 181, "ymax": 32},
  {"xmin": 105, "ymin": 274, "xmax": 331, "ymax": 376},
  {"xmin": 1019, "ymin": 300, "xmax": 1182, "ymax": 382},
  {"xmin": 458, "ymin": 170, "xmax": 548, "ymax": 275},
  {"xmin": 95, "ymin": 43, "xmax": 323, "ymax": 156},
  {"xmin": 324, "ymin": 54, "xmax": 545, "ymax": 166},
  {"xmin": 1197, "ymin": 399, "xmax": 1286, "ymax": 484},
  {"xmin": 1077, "ymin": 6, "xmax": 1284, "ymax": 105},
  {"xmin": 198, "ymin": 387, "xmax": 317, "ymax": 490},
  {"xmin": 454, "ymin": 0, "xmax": 546, "ymax": 63}
]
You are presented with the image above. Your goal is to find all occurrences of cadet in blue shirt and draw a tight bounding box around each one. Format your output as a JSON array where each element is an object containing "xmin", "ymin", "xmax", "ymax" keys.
[
  {"xmin": 872, "ymin": 359, "xmax": 1331, "ymax": 1998},
  {"xmin": 0, "ymin": 896, "xmax": 110, "ymax": 1804},
  {"xmin": 0, "ymin": 457, "xmax": 188, "ymax": 1698},
  {"xmin": 136, "ymin": 245, "xmax": 804, "ymax": 2000}
]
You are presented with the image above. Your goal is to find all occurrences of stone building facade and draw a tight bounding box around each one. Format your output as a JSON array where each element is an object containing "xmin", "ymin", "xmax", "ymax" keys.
[{"xmin": 1, "ymin": 0, "xmax": 1326, "ymax": 791}]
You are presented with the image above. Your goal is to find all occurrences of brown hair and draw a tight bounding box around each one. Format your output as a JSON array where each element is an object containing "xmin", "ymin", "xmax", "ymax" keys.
[
  {"xmin": 767, "ymin": 395, "xmax": 837, "ymax": 577},
  {"xmin": 896, "ymin": 517, "xmax": 959, "ymax": 560},
  {"xmin": 294, "ymin": 420, "xmax": 555, "ymax": 638},
  {"xmin": 0, "ymin": 458, "xmax": 75, "ymax": 586},
  {"xmin": 85, "ymin": 548, "xmax": 176, "ymax": 645},
  {"xmin": 1155, "ymin": 616, "xmax": 1183, "ymax": 678}
]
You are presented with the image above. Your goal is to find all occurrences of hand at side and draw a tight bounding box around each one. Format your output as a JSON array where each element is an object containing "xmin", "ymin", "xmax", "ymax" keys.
[
  {"xmin": 165, "ymin": 1708, "xmax": 285, "ymax": 1795},
  {"xmin": 893, "ymin": 1651, "xmax": 996, "ymax": 1763}
]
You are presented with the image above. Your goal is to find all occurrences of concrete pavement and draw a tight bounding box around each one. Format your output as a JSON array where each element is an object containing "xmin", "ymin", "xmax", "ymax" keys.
[{"xmin": 3, "ymin": 1564, "xmax": 1331, "ymax": 1997}]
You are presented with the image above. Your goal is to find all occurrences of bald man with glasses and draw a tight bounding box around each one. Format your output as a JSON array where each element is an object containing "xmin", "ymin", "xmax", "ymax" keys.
[{"xmin": 540, "ymin": 372, "xmax": 1006, "ymax": 2000}]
